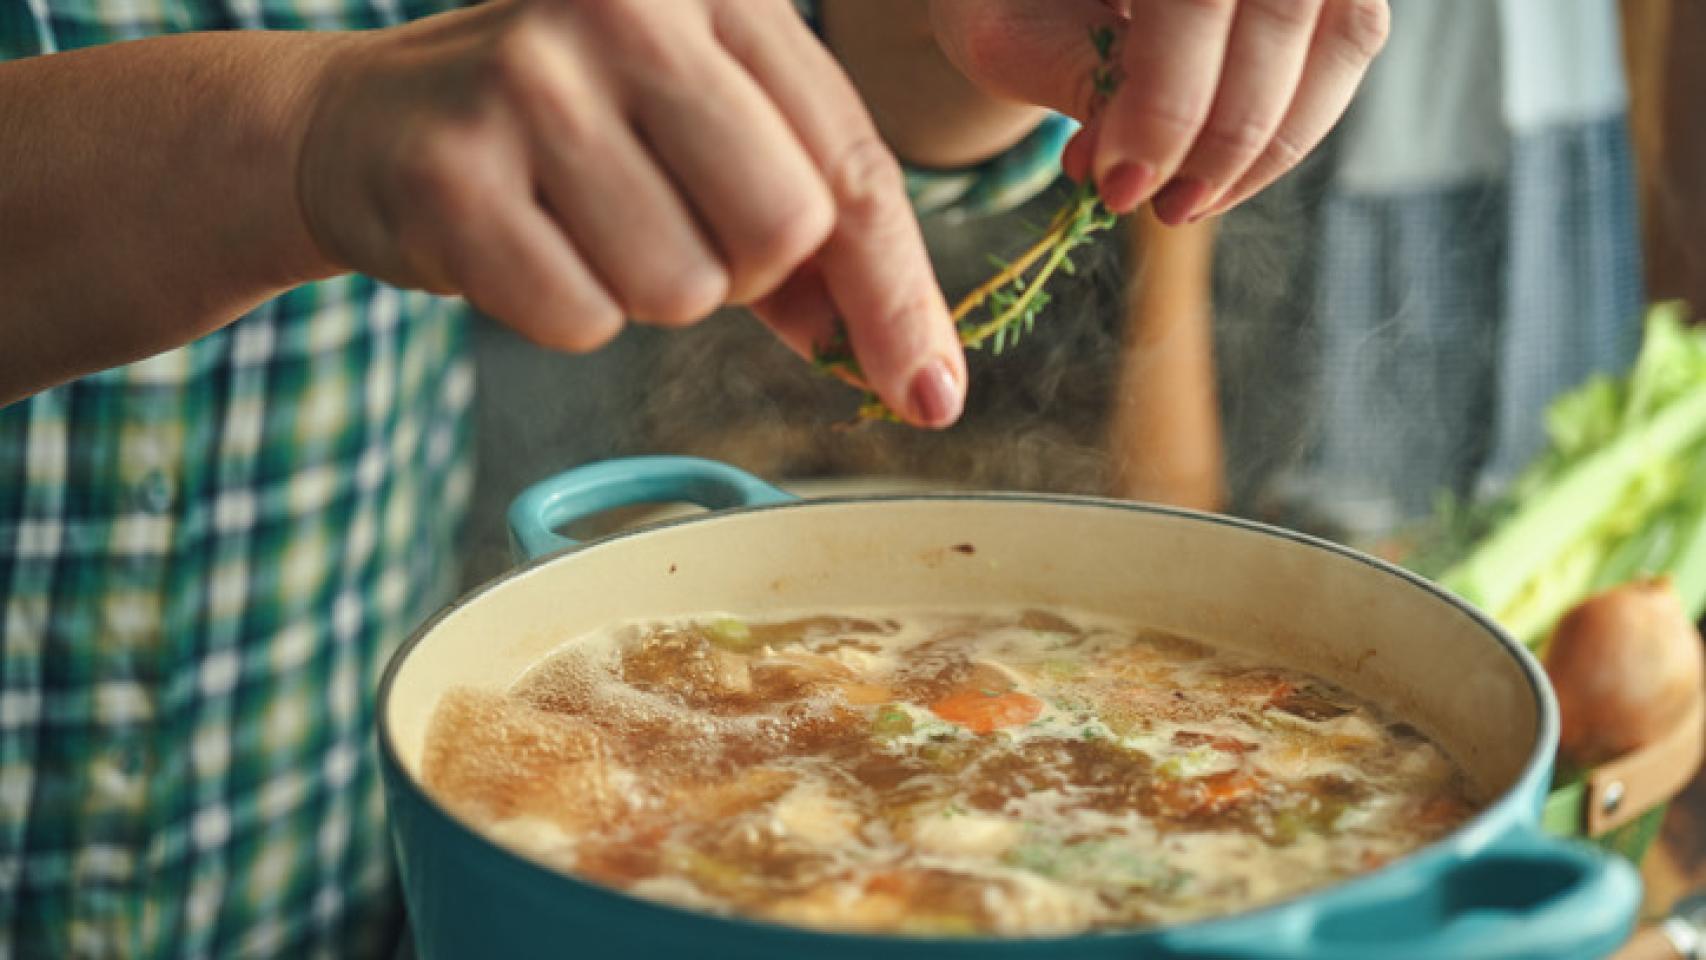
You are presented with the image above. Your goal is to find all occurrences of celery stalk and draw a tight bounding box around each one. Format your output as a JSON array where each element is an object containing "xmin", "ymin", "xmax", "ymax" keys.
[
  {"xmin": 1438, "ymin": 385, "xmax": 1706, "ymax": 631},
  {"xmin": 1663, "ymin": 479, "xmax": 1706, "ymax": 620}
]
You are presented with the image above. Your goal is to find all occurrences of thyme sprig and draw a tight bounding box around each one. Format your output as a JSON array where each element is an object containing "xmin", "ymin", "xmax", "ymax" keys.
[{"xmin": 813, "ymin": 26, "xmax": 1123, "ymax": 425}]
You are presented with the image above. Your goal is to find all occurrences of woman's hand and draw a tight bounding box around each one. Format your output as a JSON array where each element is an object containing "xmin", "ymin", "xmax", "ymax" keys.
[
  {"xmin": 928, "ymin": 0, "xmax": 1390, "ymax": 224},
  {"xmin": 298, "ymin": 0, "xmax": 967, "ymax": 427}
]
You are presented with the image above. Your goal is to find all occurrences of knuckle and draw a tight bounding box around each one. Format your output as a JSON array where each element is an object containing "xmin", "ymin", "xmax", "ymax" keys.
[
  {"xmin": 486, "ymin": 28, "xmax": 598, "ymax": 141},
  {"xmin": 859, "ymin": 284, "xmax": 946, "ymax": 386},
  {"xmin": 826, "ymin": 136, "xmax": 906, "ymax": 230},
  {"xmin": 730, "ymin": 196, "xmax": 833, "ymax": 297},
  {"xmin": 1264, "ymin": 128, "xmax": 1308, "ymax": 171},
  {"xmin": 486, "ymin": 25, "xmax": 551, "ymax": 100},
  {"xmin": 1135, "ymin": 95, "xmax": 1207, "ymax": 141},
  {"xmin": 1170, "ymin": 0, "xmax": 1238, "ymax": 16},
  {"xmin": 1244, "ymin": 0, "xmax": 1324, "ymax": 31},
  {"xmin": 1329, "ymin": 0, "xmax": 1390, "ymax": 62},
  {"xmin": 587, "ymin": 0, "xmax": 705, "ymax": 85},
  {"xmin": 399, "ymin": 131, "xmax": 479, "ymax": 218},
  {"xmin": 1199, "ymin": 114, "xmax": 1274, "ymax": 160}
]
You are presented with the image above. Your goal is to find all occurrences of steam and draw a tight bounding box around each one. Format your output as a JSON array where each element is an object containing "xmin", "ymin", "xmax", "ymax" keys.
[{"xmin": 635, "ymin": 179, "xmax": 1131, "ymax": 497}]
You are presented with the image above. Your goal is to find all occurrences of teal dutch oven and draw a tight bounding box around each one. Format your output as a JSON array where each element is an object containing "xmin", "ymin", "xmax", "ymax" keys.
[{"xmin": 378, "ymin": 456, "xmax": 1642, "ymax": 960}]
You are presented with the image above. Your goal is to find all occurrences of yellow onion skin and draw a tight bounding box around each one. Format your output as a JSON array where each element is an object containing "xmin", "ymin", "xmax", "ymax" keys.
[{"xmin": 1546, "ymin": 577, "xmax": 1706, "ymax": 768}]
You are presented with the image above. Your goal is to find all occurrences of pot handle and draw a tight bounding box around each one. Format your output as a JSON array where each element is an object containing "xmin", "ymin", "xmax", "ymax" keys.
[
  {"xmin": 507, "ymin": 456, "xmax": 795, "ymax": 560},
  {"xmin": 1161, "ymin": 824, "xmax": 1641, "ymax": 960}
]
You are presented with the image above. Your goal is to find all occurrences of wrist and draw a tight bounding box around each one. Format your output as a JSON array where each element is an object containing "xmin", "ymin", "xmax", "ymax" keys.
[{"xmin": 279, "ymin": 30, "xmax": 370, "ymax": 286}]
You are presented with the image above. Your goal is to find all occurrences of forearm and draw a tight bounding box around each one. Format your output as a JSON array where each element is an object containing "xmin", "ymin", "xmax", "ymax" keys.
[
  {"xmin": 0, "ymin": 32, "xmax": 344, "ymax": 405},
  {"xmin": 820, "ymin": 0, "xmax": 1048, "ymax": 170}
]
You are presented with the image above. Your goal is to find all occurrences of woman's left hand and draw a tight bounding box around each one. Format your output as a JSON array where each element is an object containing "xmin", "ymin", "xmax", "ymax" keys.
[{"xmin": 927, "ymin": 0, "xmax": 1390, "ymax": 224}]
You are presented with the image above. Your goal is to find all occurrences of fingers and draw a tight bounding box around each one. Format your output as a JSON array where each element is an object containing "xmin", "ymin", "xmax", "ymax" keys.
[
  {"xmin": 1150, "ymin": 0, "xmax": 1323, "ymax": 225},
  {"xmin": 464, "ymin": 206, "xmax": 624, "ymax": 352},
  {"xmin": 1093, "ymin": 0, "xmax": 1238, "ymax": 213},
  {"xmin": 1090, "ymin": 0, "xmax": 1386, "ymax": 220},
  {"xmin": 749, "ymin": 259, "xmax": 832, "ymax": 363},
  {"xmin": 382, "ymin": 88, "xmax": 624, "ymax": 350},
  {"xmin": 1062, "ymin": 119, "xmax": 1101, "ymax": 183},
  {"xmin": 505, "ymin": 32, "xmax": 730, "ymax": 327},
  {"xmin": 431, "ymin": 175, "xmax": 623, "ymax": 352},
  {"xmin": 719, "ymin": 7, "xmax": 966, "ymax": 428},
  {"xmin": 612, "ymin": 10, "xmax": 836, "ymax": 307},
  {"xmin": 1199, "ymin": 0, "xmax": 1389, "ymax": 218}
]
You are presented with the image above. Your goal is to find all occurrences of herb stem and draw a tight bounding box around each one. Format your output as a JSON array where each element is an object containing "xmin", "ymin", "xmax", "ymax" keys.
[
  {"xmin": 949, "ymin": 203, "xmax": 1077, "ymax": 325},
  {"xmin": 956, "ymin": 188, "xmax": 1098, "ymax": 350}
]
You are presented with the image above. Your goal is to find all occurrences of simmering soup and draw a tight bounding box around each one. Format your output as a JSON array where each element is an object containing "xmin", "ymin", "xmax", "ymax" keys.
[{"xmin": 420, "ymin": 608, "xmax": 1479, "ymax": 936}]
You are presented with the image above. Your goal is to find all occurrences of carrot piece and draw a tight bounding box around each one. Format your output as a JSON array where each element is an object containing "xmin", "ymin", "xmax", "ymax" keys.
[
  {"xmin": 929, "ymin": 689, "xmax": 1044, "ymax": 734},
  {"xmin": 1196, "ymin": 770, "xmax": 1261, "ymax": 813},
  {"xmin": 1155, "ymin": 770, "xmax": 1264, "ymax": 818}
]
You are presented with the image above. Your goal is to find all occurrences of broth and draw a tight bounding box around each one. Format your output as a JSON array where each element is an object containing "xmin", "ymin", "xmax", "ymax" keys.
[{"xmin": 420, "ymin": 608, "xmax": 1478, "ymax": 936}]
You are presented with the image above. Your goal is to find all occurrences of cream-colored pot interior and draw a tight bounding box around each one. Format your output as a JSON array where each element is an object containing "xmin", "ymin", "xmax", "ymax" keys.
[{"xmin": 387, "ymin": 497, "xmax": 1541, "ymax": 800}]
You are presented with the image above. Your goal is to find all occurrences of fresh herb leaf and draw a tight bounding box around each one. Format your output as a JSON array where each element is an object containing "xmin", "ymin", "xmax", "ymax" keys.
[{"xmin": 813, "ymin": 28, "xmax": 1124, "ymax": 424}]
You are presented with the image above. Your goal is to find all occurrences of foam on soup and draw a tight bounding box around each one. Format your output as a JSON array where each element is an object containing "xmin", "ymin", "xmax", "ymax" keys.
[{"xmin": 420, "ymin": 608, "xmax": 1479, "ymax": 936}]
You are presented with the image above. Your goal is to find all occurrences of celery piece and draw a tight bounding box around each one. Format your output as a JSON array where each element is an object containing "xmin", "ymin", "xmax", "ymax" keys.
[
  {"xmin": 1438, "ymin": 384, "xmax": 1706, "ymax": 628},
  {"xmin": 704, "ymin": 617, "xmax": 759, "ymax": 653},
  {"xmin": 871, "ymin": 705, "xmax": 915, "ymax": 738},
  {"xmin": 1661, "ymin": 476, "xmax": 1706, "ymax": 620}
]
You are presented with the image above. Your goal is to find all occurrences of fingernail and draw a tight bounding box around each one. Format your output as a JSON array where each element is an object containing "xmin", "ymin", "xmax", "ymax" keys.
[
  {"xmin": 1098, "ymin": 161, "xmax": 1158, "ymax": 213},
  {"xmin": 1192, "ymin": 198, "xmax": 1233, "ymax": 223},
  {"xmin": 1152, "ymin": 176, "xmax": 1211, "ymax": 226},
  {"xmin": 907, "ymin": 358, "xmax": 964, "ymax": 429}
]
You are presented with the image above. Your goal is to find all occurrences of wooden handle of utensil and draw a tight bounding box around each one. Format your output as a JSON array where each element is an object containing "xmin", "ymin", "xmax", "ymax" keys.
[
  {"xmin": 1106, "ymin": 211, "xmax": 1223, "ymax": 511},
  {"xmin": 1610, "ymin": 927, "xmax": 1684, "ymax": 960}
]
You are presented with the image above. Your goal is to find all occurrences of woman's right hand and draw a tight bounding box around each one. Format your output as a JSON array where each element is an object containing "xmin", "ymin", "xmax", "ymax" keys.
[{"xmin": 296, "ymin": 0, "xmax": 967, "ymax": 428}]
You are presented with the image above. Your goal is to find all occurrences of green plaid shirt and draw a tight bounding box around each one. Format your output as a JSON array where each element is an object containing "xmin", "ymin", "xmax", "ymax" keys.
[
  {"xmin": 0, "ymin": 1, "xmax": 1066, "ymax": 956},
  {"xmin": 0, "ymin": 278, "xmax": 474, "ymax": 956}
]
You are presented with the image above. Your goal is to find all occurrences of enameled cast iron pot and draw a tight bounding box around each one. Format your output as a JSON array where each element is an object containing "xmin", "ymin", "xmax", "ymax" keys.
[{"xmin": 378, "ymin": 456, "xmax": 1643, "ymax": 960}]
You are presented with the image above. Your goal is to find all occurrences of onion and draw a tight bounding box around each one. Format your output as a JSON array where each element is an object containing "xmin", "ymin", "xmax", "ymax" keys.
[{"xmin": 1546, "ymin": 577, "xmax": 1706, "ymax": 767}]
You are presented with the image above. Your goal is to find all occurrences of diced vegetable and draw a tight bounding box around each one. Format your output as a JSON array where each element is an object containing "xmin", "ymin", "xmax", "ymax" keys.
[
  {"xmin": 872, "ymin": 705, "xmax": 915, "ymax": 739},
  {"xmin": 929, "ymin": 689, "xmax": 1045, "ymax": 734},
  {"xmin": 705, "ymin": 617, "xmax": 761, "ymax": 653},
  {"xmin": 1155, "ymin": 770, "xmax": 1263, "ymax": 818},
  {"xmin": 1156, "ymin": 745, "xmax": 1228, "ymax": 780}
]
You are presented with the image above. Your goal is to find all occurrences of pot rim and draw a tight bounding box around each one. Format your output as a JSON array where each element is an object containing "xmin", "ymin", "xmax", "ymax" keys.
[{"xmin": 377, "ymin": 491, "xmax": 1557, "ymax": 947}]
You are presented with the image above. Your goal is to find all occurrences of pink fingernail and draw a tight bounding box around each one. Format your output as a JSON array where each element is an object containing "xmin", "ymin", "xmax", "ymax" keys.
[
  {"xmin": 1098, "ymin": 162, "xmax": 1158, "ymax": 213},
  {"xmin": 907, "ymin": 358, "xmax": 964, "ymax": 429},
  {"xmin": 1152, "ymin": 176, "xmax": 1211, "ymax": 226}
]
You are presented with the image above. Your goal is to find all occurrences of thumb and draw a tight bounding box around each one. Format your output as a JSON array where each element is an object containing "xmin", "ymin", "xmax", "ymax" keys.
[{"xmin": 929, "ymin": 0, "xmax": 1123, "ymax": 121}]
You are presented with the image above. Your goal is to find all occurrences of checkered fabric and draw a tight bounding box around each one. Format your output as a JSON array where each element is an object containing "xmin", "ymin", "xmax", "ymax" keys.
[
  {"xmin": 0, "ymin": 2, "xmax": 1066, "ymax": 957},
  {"xmin": 1287, "ymin": 116, "xmax": 1643, "ymax": 539},
  {"xmin": 0, "ymin": 283, "xmax": 473, "ymax": 955}
]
